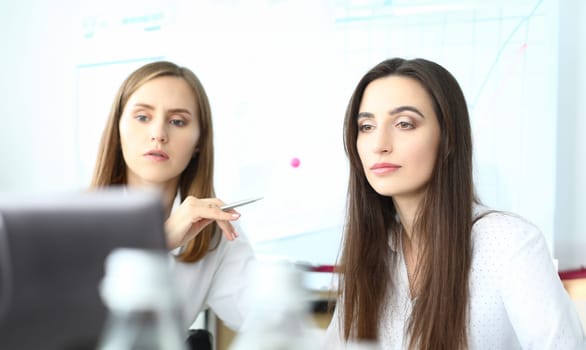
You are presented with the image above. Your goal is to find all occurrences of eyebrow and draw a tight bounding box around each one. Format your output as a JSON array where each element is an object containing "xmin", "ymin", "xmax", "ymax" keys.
[
  {"xmin": 133, "ymin": 103, "xmax": 194, "ymax": 116},
  {"xmin": 357, "ymin": 105, "xmax": 425, "ymax": 119}
]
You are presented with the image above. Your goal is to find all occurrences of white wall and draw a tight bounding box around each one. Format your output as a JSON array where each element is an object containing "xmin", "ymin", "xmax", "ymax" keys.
[
  {"xmin": 555, "ymin": 0, "xmax": 586, "ymax": 270},
  {"xmin": 0, "ymin": 0, "xmax": 584, "ymax": 269},
  {"xmin": 0, "ymin": 0, "xmax": 79, "ymax": 193}
]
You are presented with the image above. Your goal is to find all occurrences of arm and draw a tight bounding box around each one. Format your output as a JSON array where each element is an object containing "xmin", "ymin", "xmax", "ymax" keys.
[
  {"xmin": 205, "ymin": 227, "xmax": 256, "ymax": 331},
  {"xmin": 495, "ymin": 215, "xmax": 585, "ymax": 349}
]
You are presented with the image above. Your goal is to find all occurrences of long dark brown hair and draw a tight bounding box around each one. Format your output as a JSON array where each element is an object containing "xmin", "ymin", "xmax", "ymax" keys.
[
  {"xmin": 338, "ymin": 58, "xmax": 475, "ymax": 349},
  {"xmin": 90, "ymin": 61, "xmax": 218, "ymax": 263}
]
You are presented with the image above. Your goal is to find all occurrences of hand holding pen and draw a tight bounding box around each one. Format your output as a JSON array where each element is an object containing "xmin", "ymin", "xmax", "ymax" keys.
[{"xmin": 164, "ymin": 196, "xmax": 263, "ymax": 249}]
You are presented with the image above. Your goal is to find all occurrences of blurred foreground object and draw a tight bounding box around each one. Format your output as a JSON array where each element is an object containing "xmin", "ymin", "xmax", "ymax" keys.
[
  {"xmin": 97, "ymin": 248, "xmax": 187, "ymax": 350},
  {"xmin": 229, "ymin": 259, "xmax": 321, "ymax": 350},
  {"xmin": 0, "ymin": 189, "xmax": 167, "ymax": 349}
]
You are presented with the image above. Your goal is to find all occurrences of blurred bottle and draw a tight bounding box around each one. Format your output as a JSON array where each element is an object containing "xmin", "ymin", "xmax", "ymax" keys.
[
  {"xmin": 229, "ymin": 259, "xmax": 321, "ymax": 350},
  {"xmin": 96, "ymin": 248, "xmax": 187, "ymax": 350}
]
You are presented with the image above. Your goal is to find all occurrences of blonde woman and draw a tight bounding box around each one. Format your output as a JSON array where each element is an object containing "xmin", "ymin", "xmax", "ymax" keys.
[{"xmin": 91, "ymin": 61, "xmax": 255, "ymax": 332}]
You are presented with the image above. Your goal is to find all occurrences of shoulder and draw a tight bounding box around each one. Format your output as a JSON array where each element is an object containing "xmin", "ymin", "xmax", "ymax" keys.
[
  {"xmin": 472, "ymin": 205, "xmax": 542, "ymax": 243},
  {"xmin": 471, "ymin": 205, "xmax": 547, "ymax": 262}
]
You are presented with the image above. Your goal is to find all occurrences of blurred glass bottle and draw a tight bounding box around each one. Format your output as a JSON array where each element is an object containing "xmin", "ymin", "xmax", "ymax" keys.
[
  {"xmin": 229, "ymin": 259, "xmax": 321, "ymax": 350},
  {"xmin": 96, "ymin": 248, "xmax": 187, "ymax": 350}
]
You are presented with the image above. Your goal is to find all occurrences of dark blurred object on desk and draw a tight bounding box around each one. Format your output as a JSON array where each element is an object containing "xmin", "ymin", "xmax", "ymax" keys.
[
  {"xmin": 186, "ymin": 329, "xmax": 213, "ymax": 350},
  {"xmin": 0, "ymin": 189, "xmax": 167, "ymax": 350}
]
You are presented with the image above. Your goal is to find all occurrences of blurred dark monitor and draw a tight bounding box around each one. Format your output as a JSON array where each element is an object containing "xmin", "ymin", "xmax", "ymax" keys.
[{"xmin": 0, "ymin": 189, "xmax": 167, "ymax": 350}]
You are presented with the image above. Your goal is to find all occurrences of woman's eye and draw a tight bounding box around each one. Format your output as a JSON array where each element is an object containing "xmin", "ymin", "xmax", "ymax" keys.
[
  {"xmin": 396, "ymin": 121, "xmax": 414, "ymax": 129},
  {"xmin": 135, "ymin": 114, "xmax": 149, "ymax": 122},
  {"xmin": 358, "ymin": 124, "xmax": 374, "ymax": 132},
  {"xmin": 170, "ymin": 119, "xmax": 186, "ymax": 127}
]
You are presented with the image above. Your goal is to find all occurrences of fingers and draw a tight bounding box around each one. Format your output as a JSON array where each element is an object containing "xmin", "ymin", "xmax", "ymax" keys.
[
  {"xmin": 186, "ymin": 196, "xmax": 241, "ymax": 240},
  {"xmin": 202, "ymin": 200, "xmax": 241, "ymax": 221},
  {"xmin": 217, "ymin": 219, "xmax": 238, "ymax": 241},
  {"xmin": 165, "ymin": 196, "xmax": 244, "ymax": 249},
  {"xmin": 200, "ymin": 200, "xmax": 239, "ymax": 241}
]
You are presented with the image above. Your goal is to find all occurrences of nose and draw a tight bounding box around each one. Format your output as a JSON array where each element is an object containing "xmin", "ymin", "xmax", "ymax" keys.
[
  {"xmin": 150, "ymin": 122, "xmax": 168, "ymax": 143},
  {"xmin": 372, "ymin": 128, "xmax": 392, "ymax": 154}
]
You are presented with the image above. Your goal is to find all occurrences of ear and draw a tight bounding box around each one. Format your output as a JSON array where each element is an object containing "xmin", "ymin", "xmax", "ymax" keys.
[{"xmin": 192, "ymin": 146, "xmax": 199, "ymax": 157}]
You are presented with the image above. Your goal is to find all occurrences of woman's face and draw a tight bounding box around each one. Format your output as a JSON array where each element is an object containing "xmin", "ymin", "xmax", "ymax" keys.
[
  {"xmin": 356, "ymin": 75, "xmax": 441, "ymax": 203},
  {"xmin": 119, "ymin": 76, "xmax": 200, "ymax": 188}
]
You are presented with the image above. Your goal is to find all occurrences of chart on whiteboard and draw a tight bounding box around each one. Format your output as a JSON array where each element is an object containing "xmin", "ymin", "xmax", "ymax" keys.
[{"xmin": 73, "ymin": 0, "xmax": 558, "ymax": 246}]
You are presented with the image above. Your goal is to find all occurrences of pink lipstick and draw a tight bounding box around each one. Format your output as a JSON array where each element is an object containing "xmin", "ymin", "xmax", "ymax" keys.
[
  {"xmin": 370, "ymin": 162, "xmax": 401, "ymax": 174},
  {"xmin": 144, "ymin": 149, "xmax": 169, "ymax": 161}
]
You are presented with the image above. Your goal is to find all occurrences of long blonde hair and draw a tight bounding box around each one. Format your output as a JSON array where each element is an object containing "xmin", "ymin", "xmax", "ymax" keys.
[{"xmin": 90, "ymin": 61, "xmax": 218, "ymax": 263}]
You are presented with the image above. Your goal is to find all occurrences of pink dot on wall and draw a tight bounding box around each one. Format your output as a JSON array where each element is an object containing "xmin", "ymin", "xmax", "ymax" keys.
[{"xmin": 290, "ymin": 157, "xmax": 300, "ymax": 168}]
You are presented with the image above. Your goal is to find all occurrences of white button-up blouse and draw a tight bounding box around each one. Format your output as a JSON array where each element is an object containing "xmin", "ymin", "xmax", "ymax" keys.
[{"xmin": 324, "ymin": 207, "xmax": 586, "ymax": 349}]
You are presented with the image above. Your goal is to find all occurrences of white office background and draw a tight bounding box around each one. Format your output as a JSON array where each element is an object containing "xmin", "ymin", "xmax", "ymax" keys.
[{"xmin": 1, "ymin": 0, "xmax": 584, "ymax": 270}]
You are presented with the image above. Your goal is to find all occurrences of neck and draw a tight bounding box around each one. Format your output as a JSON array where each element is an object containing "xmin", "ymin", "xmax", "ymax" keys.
[
  {"xmin": 126, "ymin": 177, "xmax": 179, "ymax": 218},
  {"xmin": 160, "ymin": 186, "xmax": 178, "ymax": 218},
  {"xmin": 392, "ymin": 193, "xmax": 424, "ymax": 245},
  {"xmin": 394, "ymin": 194, "xmax": 424, "ymax": 298}
]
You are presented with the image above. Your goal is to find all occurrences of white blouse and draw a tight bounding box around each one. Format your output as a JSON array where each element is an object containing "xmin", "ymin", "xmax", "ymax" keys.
[
  {"xmin": 324, "ymin": 208, "xmax": 586, "ymax": 349},
  {"xmin": 167, "ymin": 196, "xmax": 256, "ymax": 331}
]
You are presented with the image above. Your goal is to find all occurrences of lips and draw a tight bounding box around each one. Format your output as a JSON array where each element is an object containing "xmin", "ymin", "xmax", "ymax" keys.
[
  {"xmin": 370, "ymin": 162, "xmax": 401, "ymax": 174},
  {"xmin": 144, "ymin": 149, "xmax": 169, "ymax": 160}
]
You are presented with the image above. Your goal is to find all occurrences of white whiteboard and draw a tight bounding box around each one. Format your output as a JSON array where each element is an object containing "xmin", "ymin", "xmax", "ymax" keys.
[{"xmin": 73, "ymin": 0, "xmax": 559, "ymax": 263}]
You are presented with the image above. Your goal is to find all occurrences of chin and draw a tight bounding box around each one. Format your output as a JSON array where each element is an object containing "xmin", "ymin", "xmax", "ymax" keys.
[
  {"xmin": 138, "ymin": 172, "xmax": 181, "ymax": 185},
  {"xmin": 371, "ymin": 184, "xmax": 424, "ymax": 199},
  {"xmin": 370, "ymin": 186, "xmax": 398, "ymax": 197}
]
